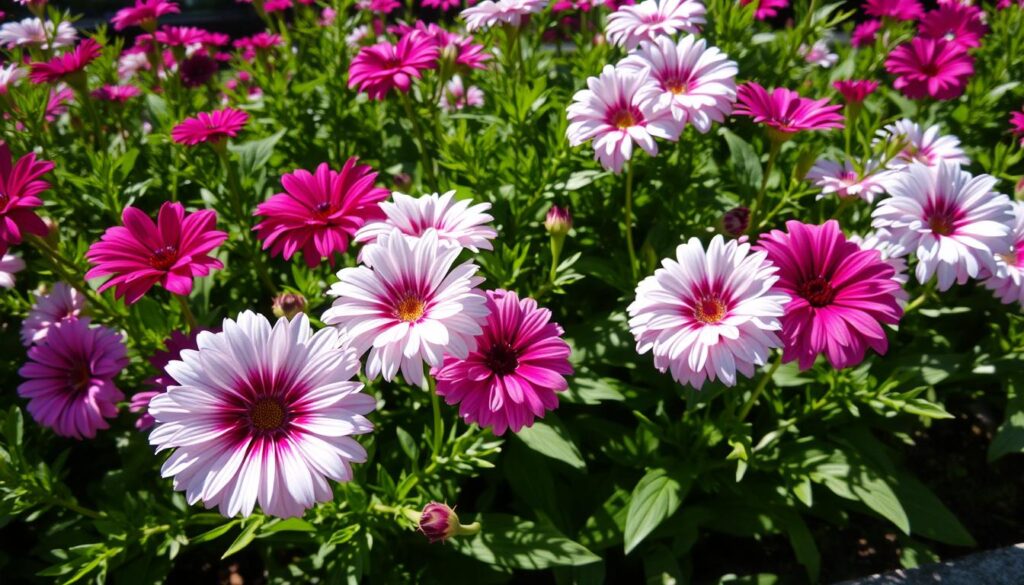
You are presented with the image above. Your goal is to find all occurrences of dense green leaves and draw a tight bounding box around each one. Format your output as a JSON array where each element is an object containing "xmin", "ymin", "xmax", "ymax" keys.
[
  {"xmin": 623, "ymin": 468, "xmax": 694, "ymax": 554},
  {"xmin": 515, "ymin": 417, "xmax": 586, "ymax": 470},
  {"xmin": 452, "ymin": 514, "xmax": 600, "ymax": 570}
]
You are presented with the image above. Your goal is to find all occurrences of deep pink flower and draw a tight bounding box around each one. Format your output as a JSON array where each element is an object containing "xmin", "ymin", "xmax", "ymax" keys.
[
  {"xmin": 358, "ymin": 0, "xmax": 402, "ymax": 12},
  {"xmin": 92, "ymin": 84, "xmax": 142, "ymax": 102},
  {"xmin": 0, "ymin": 142, "xmax": 53, "ymax": 255},
  {"xmin": 833, "ymin": 80, "xmax": 878, "ymax": 103},
  {"xmin": 756, "ymin": 220, "xmax": 904, "ymax": 370},
  {"xmin": 739, "ymin": 0, "xmax": 789, "ymax": 20},
  {"xmin": 132, "ymin": 329, "xmax": 202, "ymax": 430},
  {"xmin": 434, "ymin": 289, "xmax": 572, "ymax": 435},
  {"xmin": 863, "ymin": 0, "xmax": 923, "ymax": 21},
  {"xmin": 28, "ymin": 38, "xmax": 102, "ymax": 84},
  {"xmin": 885, "ymin": 37, "xmax": 973, "ymax": 100},
  {"xmin": 171, "ymin": 107, "xmax": 249, "ymax": 146},
  {"xmin": 45, "ymin": 86, "xmax": 74, "ymax": 121},
  {"xmin": 112, "ymin": 0, "xmax": 180, "ymax": 31},
  {"xmin": 1012, "ymin": 108, "xmax": 1024, "ymax": 145},
  {"xmin": 154, "ymin": 25, "xmax": 209, "ymax": 47},
  {"xmin": 18, "ymin": 319, "xmax": 128, "ymax": 440},
  {"xmin": 264, "ymin": 0, "xmax": 293, "ymax": 11},
  {"xmin": 919, "ymin": 2, "xmax": 986, "ymax": 48},
  {"xmin": 179, "ymin": 53, "xmax": 219, "ymax": 87},
  {"xmin": 734, "ymin": 82, "xmax": 844, "ymax": 136},
  {"xmin": 851, "ymin": 20, "xmax": 881, "ymax": 47},
  {"xmin": 398, "ymin": 23, "xmax": 490, "ymax": 70},
  {"xmin": 348, "ymin": 35, "xmax": 439, "ymax": 100},
  {"xmin": 253, "ymin": 159, "xmax": 389, "ymax": 267},
  {"xmin": 423, "ymin": 0, "xmax": 463, "ymax": 9},
  {"xmin": 85, "ymin": 202, "xmax": 228, "ymax": 304},
  {"xmin": 997, "ymin": 0, "xmax": 1024, "ymax": 8},
  {"xmin": 234, "ymin": 32, "xmax": 282, "ymax": 60}
]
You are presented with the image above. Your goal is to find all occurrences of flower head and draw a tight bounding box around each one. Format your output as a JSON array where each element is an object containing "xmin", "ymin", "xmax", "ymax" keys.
[
  {"xmin": 806, "ymin": 158, "xmax": 890, "ymax": 203},
  {"xmin": 605, "ymin": 0, "xmax": 706, "ymax": 50},
  {"xmin": 131, "ymin": 329, "xmax": 203, "ymax": 430},
  {"xmin": 348, "ymin": 35, "xmax": 439, "ymax": 100},
  {"xmin": 874, "ymin": 119, "xmax": 969, "ymax": 168},
  {"xmin": 734, "ymin": 82, "xmax": 844, "ymax": 136},
  {"xmin": 851, "ymin": 20, "xmax": 881, "ymax": 47},
  {"xmin": 354, "ymin": 191, "xmax": 497, "ymax": 258},
  {"xmin": 18, "ymin": 319, "xmax": 127, "ymax": 439},
  {"xmin": 440, "ymin": 74, "xmax": 485, "ymax": 111},
  {"xmin": 423, "ymin": 0, "xmax": 464, "ymax": 9},
  {"xmin": 721, "ymin": 206, "xmax": 750, "ymax": 236},
  {"xmin": 434, "ymin": 289, "xmax": 572, "ymax": 434},
  {"xmin": 0, "ymin": 18, "xmax": 77, "ymax": 49},
  {"xmin": 0, "ymin": 64, "xmax": 25, "ymax": 94},
  {"xmin": 983, "ymin": 202, "xmax": 1024, "ymax": 307},
  {"xmin": 0, "ymin": 254, "xmax": 25, "ymax": 289},
  {"xmin": 0, "ymin": 142, "xmax": 54, "ymax": 255},
  {"xmin": 919, "ymin": 2, "xmax": 986, "ymax": 48},
  {"xmin": 152, "ymin": 25, "xmax": 209, "ymax": 47},
  {"xmin": 1011, "ymin": 108, "xmax": 1024, "ymax": 145},
  {"xmin": 545, "ymin": 205, "xmax": 573, "ymax": 236},
  {"xmin": 419, "ymin": 502, "xmax": 461, "ymax": 542},
  {"xmin": 739, "ymin": 0, "xmax": 789, "ymax": 20},
  {"xmin": 21, "ymin": 282, "xmax": 85, "ymax": 346},
  {"xmin": 85, "ymin": 202, "xmax": 228, "ymax": 304},
  {"xmin": 833, "ymin": 79, "xmax": 878, "ymax": 103},
  {"xmin": 171, "ymin": 108, "xmax": 249, "ymax": 146},
  {"xmin": 885, "ymin": 37, "xmax": 974, "ymax": 101},
  {"xmin": 29, "ymin": 39, "xmax": 103, "ymax": 85},
  {"xmin": 179, "ymin": 53, "xmax": 219, "ymax": 88},
  {"xmin": 112, "ymin": 0, "xmax": 180, "ymax": 31},
  {"xmin": 800, "ymin": 39, "xmax": 838, "ymax": 68},
  {"xmin": 148, "ymin": 312, "xmax": 375, "ymax": 518},
  {"xmin": 863, "ymin": 0, "xmax": 923, "ymax": 20},
  {"xmin": 273, "ymin": 292, "xmax": 308, "ymax": 319},
  {"xmin": 92, "ymin": 84, "xmax": 142, "ymax": 102},
  {"xmin": 461, "ymin": 0, "xmax": 548, "ymax": 31}
]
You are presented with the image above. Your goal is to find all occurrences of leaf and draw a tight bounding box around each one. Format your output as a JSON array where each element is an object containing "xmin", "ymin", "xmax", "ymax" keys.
[
  {"xmin": 228, "ymin": 129, "xmax": 286, "ymax": 177},
  {"xmin": 776, "ymin": 510, "xmax": 820, "ymax": 582},
  {"xmin": 892, "ymin": 472, "xmax": 975, "ymax": 547},
  {"xmin": 623, "ymin": 468, "xmax": 694, "ymax": 554},
  {"xmin": 222, "ymin": 516, "xmax": 265, "ymax": 559},
  {"xmin": 515, "ymin": 417, "xmax": 585, "ymax": 470},
  {"xmin": 190, "ymin": 520, "xmax": 239, "ymax": 545},
  {"xmin": 260, "ymin": 517, "xmax": 316, "ymax": 534},
  {"xmin": 5, "ymin": 406, "xmax": 23, "ymax": 446},
  {"xmin": 395, "ymin": 426, "xmax": 419, "ymax": 462},
  {"xmin": 452, "ymin": 514, "xmax": 600, "ymax": 570},
  {"xmin": 990, "ymin": 381, "xmax": 1024, "ymax": 462},
  {"xmin": 813, "ymin": 450, "xmax": 910, "ymax": 533},
  {"xmin": 720, "ymin": 128, "xmax": 762, "ymax": 192}
]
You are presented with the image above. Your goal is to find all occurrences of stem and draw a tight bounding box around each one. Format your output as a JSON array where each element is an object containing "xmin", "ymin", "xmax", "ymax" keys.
[
  {"xmin": 47, "ymin": 495, "xmax": 103, "ymax": 520},
  {"xmin": 738, "ymin": 356, "xmax": 782, "ymax": 421},
  {"xmin": 548, "ymin": 235, "xmax": 564, "ymax": 285},
  {"xmin": 623, "ymin": 160, "xmax": 638, "ymax": 280},
  {"xmin": 399, "ymin": 92, "xmax": 438, "ymax": 190},
  {"xmin": 215, "ymin": 146, "xmax": 279, "ymax": 295},
  {"xmin": 751, "ymin": 139, "xmax": 781, "ymax": 230},
  {"xmin": 176, "ymin": 294, "xmax": 198, "ymax": 331},
  {"xmin": 428, "ymin": 376, "xmax": 443, "ymax": 457}
]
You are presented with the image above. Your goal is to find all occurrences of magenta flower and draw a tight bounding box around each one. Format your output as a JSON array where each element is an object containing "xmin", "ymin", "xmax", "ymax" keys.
[
  {"xmin": 85, "ymin": 202, "xmax": 228, "ymax": 304},
  {"xmin": 734, "ymin": 82, "xmax": 844, "ymax": 136},
  {"xmin": 28, "ymin": 38, "xmax": 102, "ymax": 85},
  {"xmin": 863, "ymin": 0, "xmax": 923, "ymax": 21},
  {"xmin": 92, "ymin": 84, "xmax": 142, "ymax": 102},
  {"xmin": 264, "ymin": 0, "xmax": 293, "ymax": 11},
  {"xmin": 851, "ymin": 20, "xmax": 881, "ymax": 47},
  {"xmin": 399, "ymin": 22, "xmax": 490, "ymax": 70},
  {"xmin": 348, "ymin": 35, "xmax": 439, "ymax": 100},
  {"xmin": 434, "ymin": 289, "xmax": 572, "ymax": 435},
  {"xmin": 253, "ymin": 159, "xmax": 389, "ymax": 267},
  {"xmin": 112, "ymin": 0, "xmax": 180, "ymax": 31},
  {"xmin": 740, "ymin": 0, "xmax": 789, "ymax": 20},
  {"xmin": 131, "ymin": 329, "xmax": 202, "ymax": 431},
  {"xmin": 21, "ymin": 282, "xmax": 85, "ymax": 346},
  {"xmin": 419, "ymin": 502, "xmax": 460, "ymax": 542},
  {"xmin": 179, "ymin": 53, "xmax": 219, "ymax": 88},
  {"xmin": 833, "ymin": 80, "xmax": 878, "ymax": 103},
  {"xmin": 423, "ymin": 0, "xmax": 463, "ymax": 9},
  {"xmin": 756, "ymin": 220, "xmax": 904, "ymax": 370},
  {"xmin": 170, "ymin": 107, "xmax": 249, "ymax": 146},
  {"xmin": 153, "ymin": 25, "xmax": 209, "ymax": 47},
  {"xmin": 18, "ymin": 319, "xmax": 128, "ymax": 440},
  {"xmin": 1010, "ymin": 108, "xmax": 1024, "ymax": 145},
  {"xmin": 919, "ymin": 2, "xmax": 986, "ymax": 48},
  {"xmin": 0, "ymin": 142, "xmax": 53, "ymax": 255},
  {"xmin": 885, "ymin": 37, "xmax": 974, "ymax": 100}
]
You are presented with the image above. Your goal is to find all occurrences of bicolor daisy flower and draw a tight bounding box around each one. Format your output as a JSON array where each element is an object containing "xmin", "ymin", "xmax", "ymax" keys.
[
  {"xmin": 0, "ymin": 18, "xmax": 77, "ymax": 49},
  {"xmin": 806, "ymin": 158, "xmax": 890, "ymax": 204},
  {"xmin": 874, "ymin": 119, "xmax": 969, "ymax": 168},
  {"xmin": 461, "ymin": 0, "xmax": 548, "ymax": 31},
  {"xmin": 605, "ymin": 0, "xmax": 706, "ymax": 50},
  {"xmin": 0, "ymin": 253, "xmax": 25, "ymax": 289},
  {"xmin": 983, "ymin": 201, "xmax": 1024, "ymax": 307}
]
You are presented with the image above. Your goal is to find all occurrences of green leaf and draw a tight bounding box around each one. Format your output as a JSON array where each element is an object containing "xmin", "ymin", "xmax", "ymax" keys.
[
  {"xmin": 261, "ymin": 517, "xmax": 316, "ymax": 534},
  {"xmin": 813, "ymin": 450, "xmax": 910, "ymax": 533},
  {"xmin": 720, "ymin": 128, "xmax": 762, "ymax": 192},
  {"xmin": 5, "ymin": 406, "xmax": 23, "ymax": 446},
  {"xmin": 228, "ymin": 129, "xmax": 286, "ymax": 177},
  {"xmin": 190, "ymin": 520, "xmax": 239, "ymax": 545},
  {"xmin": 452, "ymin": 514, "xmax": 600, "ymax": 570},
  {"xmin": 892, "ymin": 472, "xmax": 975, "ymax": 547},
  {"xmin": 222, "ymin": 516, "xmax": 265, "ymax": 559},
  {"xmin": 777, "ymin": 510, "xmax": 820, "ymax": 582},
  {"xmin": 515, "ymin": 417, "xmax": 585, "ymax": 470},
  {"xmin": 990, "ymin": 381, "xmax": 1024, "ymax": 462},
  {"xmin": 623, "ymin": 468, "xmax": 694, "ymax": 554},
  {"xmin": 395, "ymin": 426, "xmax": 419, "ymax": 462}
]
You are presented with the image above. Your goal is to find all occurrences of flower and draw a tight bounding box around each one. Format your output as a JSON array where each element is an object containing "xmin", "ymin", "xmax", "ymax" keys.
[
  {"xmin": 354, "ymin": 191, "xmax": 498, "ymax": 257},
  {"xmin": 885, "ymin": 37, "xmax": 974, "ymax": 101},
  {"xmin": 874, "ymin": 118, "xmax": 969, "ymax": 168},
  {"xmin": 29, "ymin": 39, "xmax": 103, "ymax": 85},
  {"xmin": 806, "ymin": 158, "xmax": 890, "ymax": 203},
  {"xmin": 756, "ymin": 220, "xmax": 904, "ymax": 370},
  {"xmin": 721, "ymin": 206, "xmax": 750, "ymax": 236},
  {"xmin": 545, "ymin": 205, "xmax": 573, "ymax": 236},
  {"xmin": 264, "ymin": 0, "xmax": 293, "ymax": 11},
  {"xmin": 45, "ymin": 86, "xmax": 74, "ymax": 121},
  {"xmin": 234, "ymin": 32, "xmax": 282, "ymax": 59},
  {"xmin": 358, "ymin": 0, "xmax": 401, "ymax": 13},
  {"xmin": 321, "ymin": 231, "xmax": 490, "ymax": 388},
  {"xmin": 739, "ymin": 0, "xmax": 789, "ymax": 20},
  {"xmin": 919, "ymin": 2, "xmax": 986, "ymax": 49},
  {"xmin": 566, "ymin": 64, "xmax": 683, "ymax": 173},
  {"xmin": 18, "ymin": 319, "xmax": 128, "ymax": 439},
  {"xmin": 0, "ymin": 142, "xmax": 54, "ymax": 255},
  {"xmin": 983, "ymin": 202, "xmax": 1024, "ymax": 306},
  {"xmin": 253, "ymin": 159, "xmax": 389, "ymax": 267},
  {"xmin": 171, "ymin": 108, "xmax": 249, "ymax": 146},
  {"xmin": 617, "ymin": 35, "xmax": 737, "ymax": 133},
  {"xmin": 112, "ymin": 0, "xmax": 180, "ymax": 31},
  {"xmin": 605, "ymin": 0, "xmax": 706, "ymax": 50},
  {"xmin": 0, "ymin": 18, "xmax": 77, "ymax": 49},
  {"xmin": 851, "ymin": 20, "xmax": 881, "ymax": 47},
  {"xmin": 850, "ymin": 231, "xmax": 911, "ymax": 302},
  {"xmin": 733, "ymin": 82, "xmax": 844, "ymax": 137},
  {"xmin": 179, "ymin": 54, "xmax": 219, "ymax": 88},
  {"xmin": 423, "ymin": 0, "xmax": 463, "ymax": 9},
  {"xmin": 0, "ymin": 253, "xmax": 25, "ymax": 288},
  {"xmin": 85, "ymin": 202, "xmax": 228, "ymax": 304},
  {"xmin": 1011, "ymin": 108, "xmax": 1024, "ymax": 145},
  {"xmin": 440, "ymin": 74, "xmax": 485, "ymax": 111},
  {"xmin": 348, "ymin": 35, "xmax": 439, "ymax": 100},
  {"xmin": 434, "ymin": 289, "xmax": 572, "ymax": 433},
  {"xmin": 152, "ymin": 25, "xmax": 209, "ymax": 47},
  {"xmin": 863, "ymin": 0, "xmax": 923, "ymax": 20},
  {"xmin": 871, "ymin": 161, "xmax": 1015, "ymax": 291},
  {"xmin": 92, "ymin": 84, "xmax": 142, "ymax": 102},
  {"xmin": 833, "ymin": 79, "xmax": 878, "ymax": 103},
  {"xmin": 628, "ymin": 235, "xmax": 788, "ymax": 388},
  {"xmin": 21, "ymin": 282, "xmax": 85, "ymax": 346},
  {"xmin": 130, "ymin": 330, "xmax": 202, "ymax": 431},
  {"xmin": 399, "ymin": 23, "xmax": 490, "ymax": 70},
  {"xmin": 461, "ymin": 0, "xmax": 548, "ymax": 31},
  {"xmin": 800, "ymin": 39, "xmax": 838, "ymax": 68},
  {"xmin": 273, "ymin": 292, "xmax": 308, "ymax": 319},
  {"xmin": 0, "ymin": 64, "xmax": 25, "ymax": 94},
  {"xmin": 148, "ymin": 312, "xmax": 376, "ymax": 518},
  {"xmin": 419, "ymin": 502, "xmax": 460, "ymax": 542},
  {"xmin": 119, "ymin": 47, "xmax": 151, "ymax": 79}
]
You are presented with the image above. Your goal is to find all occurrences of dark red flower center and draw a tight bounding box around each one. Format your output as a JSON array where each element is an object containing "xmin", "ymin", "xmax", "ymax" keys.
[
  {"xmin": 68, "ymin": 361, "xmax": 92, "ymax": 392},
  {"xmin": 798, "ymin": 276, "xmax": 836, "ymax": 307},
  {"xmin": 313, "ymin": 201, "xmax": 334, "ymax": 219},
  {"xmin": 693, "ymin": 296, "xmax": 727, "ymax": 324},
  {"xmin": 928, "ymin": 213, "xmax": 956, "ymax": 236},
  {"xmin": 149, "ymin": 245, "xmax": 179, "ymax": 270},
  {"xmin": 484, "ymin": 342, "xmax": 519, "ymax": 376},
  {"xmin": 248, "ymin": 397, "xmax": 287, "ymax": 432}
]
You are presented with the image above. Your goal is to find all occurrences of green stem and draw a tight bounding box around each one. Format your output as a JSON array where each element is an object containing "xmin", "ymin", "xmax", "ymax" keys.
[
  {"xmin": 399, "ymin": 92, "xmax": 438, "ymax": 190},
  {"xmin": 751, "ymin": 139, "xmax": 781, "ymax": 230},
  {"xmin": 176, "ymin": 294, "xmax": 198, "ymax": 331},
  {"xmin": 47, "ymin": 495, "xmax": 103, "ymax": 520},
  {"xmin": 624, "ymin": 160, "xmax": 638, "ymax": 280},
  {"xmin": 428, "ymin": 376, "xmax": 443, "ymax": 457},
  {"xmin": 738, "ymin": 356, "xmax": 782, "ymax": 421},
  {"xmin": 548, "ymin": 235, "xmax": 564, "ymax": 285}
]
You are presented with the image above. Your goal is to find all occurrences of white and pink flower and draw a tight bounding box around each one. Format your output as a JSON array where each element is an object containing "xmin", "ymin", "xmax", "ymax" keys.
[{"xmin": 605, "ymin": 0, "xmax": 706, "ymax": 50}]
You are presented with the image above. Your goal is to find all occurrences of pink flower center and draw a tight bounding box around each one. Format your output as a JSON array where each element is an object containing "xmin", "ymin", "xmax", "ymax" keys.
[
  {"xmin": 640, "ymin": 13, "xmax": 666, "ymax": 24},
  {"xmin": 313, "ymin": 201, "xmax": 334, "ymax": 219},
  {"xmin": 693, "ymin": 296, "xmax": 727, "ymax": 324},
  {"xmin": 394, "ymin": 295, "xmax": 426, "ymax": 322},
  {"xmin": 798, "ymin": 276, "xmax": 836, "ymax": 307},
  {"xmin": 609, "ymin": 108, "xmax": 641, "ymax": 129},
  {"xmin": 483, "ymin": 341, "xmax": 519, "ymax": 376},
  {"xmin": 149, "ymin": 245, "xmax": 179, "ymax": 270},
  {"xmin": 249, "ymin": 397, "xmax": 287, "ymax": 432}
]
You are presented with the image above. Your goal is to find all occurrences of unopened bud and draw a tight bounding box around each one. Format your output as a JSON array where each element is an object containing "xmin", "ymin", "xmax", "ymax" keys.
[
  {"xmin": 393, "ymin": 172, "xmax": 413, "ymax": 191},
  {"xmin": 544, "ymin": 205, "xmax": 572, "ymax": 237},
  {"xmin": 418, "ymin": 502, "xmax": 480, "ymax": 543},
  {"xmin": 272, "ymin": 292, "xmax": 307, "ymax": 319},
  {"xmin": 721, "ymin": 206, "xmax": 750, "ymax": 237}
]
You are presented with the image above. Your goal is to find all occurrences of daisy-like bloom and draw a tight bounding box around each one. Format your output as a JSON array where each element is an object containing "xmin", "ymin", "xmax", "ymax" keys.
[
  {"xmin": 264, "ymin": 0, "xmax": 294, "ymax": 11},
  {"xmin": 739, "ymin": 0, "xmax": 789, "ymax": 20},
  {"xmin": 0, "ymin": 64, "xmax": 25, "ymax": 94},
  {"xmin": 628, "ymin": 235, "xmax": 788, "ymax": 388},
  {"xmin": 983, "ymin": 202, "xmax": 1024, "ymax": 306},
  {"xmin": 0, "ymin": 18, "xmax": 77, "ymax": 49},
  {"xmin": 253, "ymin": 159, "xmax": 390, "ymax": 267},
  {"xmin": 461, "ymin": 0, "xmax": 548, "ymax": 31},
  {"xmin": 85, "ymin": 202, "xmax": 228, "ymax": 304},
  {"xmin": 179, "ymin": 53, "xmax": 219, "ymax": 88},
  {"xmin": 757, "ymin": 220, "xmax": 904, "ymax": 370},
  {"xmin": 92, "ymin": 84, "xmax": 142, "ymax": 102},
  {"xmin": 850, "ymin": 231, "xmax": 911, "ymax": 302},
  {"xmin": 851, "ymin": 20, "xmax": 881, "ymax": 48},
  {"xmin": 1011, "ymin": 108, "xmax": 1024, "ymax": 146},
  {"xmin": 18, "ymin": 319, "xmax": 128, "ymax": 440},
  {"xmin": 617, "ymin": 35, "xmax": 737, "ymax": 133},
  {"xmin": 0, "ymin": 142, "xmax": 53, "ymax": 256},
  {"xmin": 112, "ymin": 0, "xmax": 180, "ymax": 31},
  {"xmin": 320, "ymin": 6, "xmax": 338, "ymax": 26},
  {"xmin": 604, "ymin": 0, "xmax": 706, "ymax": 51},
  {"xmin": 733, "ymin": 82, "xmax": 844, "ymax": 138},
  {"xmin": 833, "ymin": 79, "xmax": 878, "ymax": 103},
  {"xmin": 118, "ymin": 47, "xmax": 151, "ymax": 79},
  {"xmin": 399, "ymin": 22, "xmax": 490, "ymax": 71},
  {"xmin": 132, "ymin": 330, "xmax": 202, "ymax": 431},
  {"xmin": 20, "ymin": 282, "xmax": 85, "ymax": 346},
  {"xmin": 45, "ymin": 86, "xmax": 74, "ymax": 121},
  {"xmin": 919, "ymin": 2, "xmax": 986, "ymax": 48},
  {"xmin": 234, "ymin": 32, "xmax": 282, "ymax": 60},
  {"xmin": 153, "ymin": 25, "xmax": 209, "ymax": 47},
  {"xmin": 566, "ymin": 65, "xmax": 683, "ymax": 173},
  {"xmin": 440, "ymin": 74, "xmax": 485, "ymax": 112},
  {"xmin": 434, "ymin": 289, "xmax": 572, "ymax": 434},
  {"xmin": 801, "ymin": 39, "xmax": 838, "ymax": 68},
  {"xmin": 29, "ymin": 39, "xmax": 103, "ymax": 85},
  {"xmin": 806, "ymin": 158, "xmax": 890, "ymax": 203},
  {"xmin": 863, "ymin": 0, "xmax": 923, "ymax": 20},
  {"xmin": 0, "ymin": 253, "xmax": 25, "ymax": 289},
  {"xmin": 423, "ymin": 0, "xmax": 463, "ymax": 9},
  {"xmin": 322, "ymin": 231, "xmax": 490, "ymax": 388},
  {"xmin": 148, "ymin": 312, "xmax": 376, "ymax": 518},
  {"xmin": 171, "ymin": 108, "xmax": 249, "ymax": 146},
  {"xmin": 353, "ymin": 191, "xmax": 498, "ymax": 258},
  {"xmin": 885, "ymin": 37, "xmax": 973, "ymax": 101},
  {"xmin": 348, "ymin": 35, "xmax": 439, "ymax": 101},
  {"xmin": 345, "ymin": 25, "xmax": 371, "ymax": 49},
  {"xmin": 871, "ymin": 161, "xmax": 1015, "ymax": 291},
  {"xmin": 874, "ymin": 118, "xmax": 969, "ymax": 168},
  {"xmin": 357, "ymin": 0, "xmax": 401, "ymax": 13}
]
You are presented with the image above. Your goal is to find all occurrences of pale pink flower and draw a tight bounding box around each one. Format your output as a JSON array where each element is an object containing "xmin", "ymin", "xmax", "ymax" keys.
[
  {"xmin": 461, "ymin": 0, "xmax": 548, "ymax": 31},
  {"xmin": 806, "ymin": 158, "xmax": 890, "ymax": 203},
  {"xmin": 21, "ymin": 282, "xmax": 85, "ymax": 346},
  {"xmin": 605, "ymin": 0, "xmax": 706, "ymax": 50},
  {"xmin": 439, "ymin": 74, "xmax": 485, "ymax": 111},
  {"xmin": 0, "ymin": 253, "xmax": 24, "ymax": 288},
  {"xmin": 0, "ymin": 18, "xmax": 77, "ymax": 49},
  {"xmin": 983, "ymin": 201, "xmax": 1024, "ymax": 306},
  {"xmin": 800, "ymin": 39, "xmax": 838, "ymax": 68},
  {"xmin": 874, "ymin": 119, "xmax": 969, "ymax": 168}
]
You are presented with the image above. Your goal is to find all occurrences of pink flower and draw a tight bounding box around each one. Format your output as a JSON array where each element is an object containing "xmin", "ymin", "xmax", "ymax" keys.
[
  {"xmin": 28, "ymin": 38, "xmax": 102, "ymax": 84},
  {"xmin": 354, "ymin": 191, "xmax": 497, "ymax": 258},
  {"xmin": 18, "ymin": 319, "xmax": 128, "ymax": 440},
  {"xmin": 461, "ymin": 0, "xmax": 548, "ymax": 31},
  {"xmin": 264, "ymin": 0, "xmax": 293, "ymax": 11},
  {"xmin": 800, "ymin": 39, "xmax": 838, "ymax": 68},
  {"xmin": 132, "ymin": 329, "xmax": 202, "ymax": 430},
  {"xmin": 806, "ymin": 158, "xmax": 890, "ymax": 203},
  {"xmin": 733, "ymin": 82, "xmax": 844, "ymax": 136},
  {"xmin": 605, "ymin": 0, "xmax": 706, "ymax": 51},
  {"xmin": 0, "ymin": 142, "xmax": 53, "ymax": 255},
  {"xmin": 851, "ymin": 20, "xmax": 881, "ymax": 47},
  {"xmin": 434, "ymin": 289, "xmax": 572, "ymax": 435},
  {"xmin": 440, "ymin": 74, "xmax": 485, "ymax": 111},
  {"xmin": 320, "ymin": 6, "xmax": 338, "ymax": 25},
  {"xmin": 423, "ymin": 0, "xmax": 464, "ymax": 9},
  {"xmin": 92, "ymin": 84, "xmax": 142, "ymax": 102},
  {"xmin": 45, "ymin": 87, "xmax": 74, "ymax": 121},
  {"xmin": 983, "ymin": 201, "xmax": 1024, "ymax": 307},
  {"xmin": 833, "ymin": 79, "xmax": 878, "ymax": 102},
  {"xmin": 179, "ymin": 53, "xmax": 219, "ymax": 87},
  {"xmin": 757, "ymin": 220, "xmax": 904, "ymax": 370},
  {"xmin": 0, "ymin": 64, "xmax": 25, "ymax": 94},
  {"xmin": 348, "ymin": 35, "xmax": 439, "ymax": 100},
  {"xmin": 153, "ymin": 25, "xmax": 209, "ymax": 47},
  {"xmin": 874, "ymin": 119, "xmax": 968, "ymax": 168},
  {"xmin": 919, "ymin": 2, "xmax": 986, "ymax": 48},
  {"xmin": 171, "ymin": 107, "xmax": 249, "ymax": 146},
  {"xmin": 21, "ymin": 282, "xmax": 85, "ymax": 346},
  {"xmin": 148, "ymin": 312, "xmax": 375, "ymax": 518},
  {"xmin": 885, "ymin": 37, "xmax": 973, "ymax": 100},
  {"xmin": 357, "ymin": 0, "xmax": 401, "ymax": 12},
  {"xmin": 112, "ymin": 0, "xmax": 180, "ymax": 31},
  {"xmin": 418, "ymin": 502, "xmax": 462, "ymax": 542},
  {"xmin": 0, "ymin": 254, "xmax": 24, "ymax": 288},
  {"xmin": 739, "ymin": 0, "xmax": 788, "ymax": 20},
  {"xmin": 253, "ymin": 159, "xmax": 389, "ymax": 267},
  {"xmin": 85, "ymin": 202, "xmax": 228, "ymax": 304},
  {"xmin": 399, "ymin": 22, "xmax": 490, "ymax": 70},
  {"xmin": 1011, "ymin": 108, "xmax": 1024, "ymax": 145},
  {"xmin": 566, "ymin": 64, "xmax": 683, "ymax": 173},
  {"xmin": 863, "ymin": 0, "xmax": 923, "ymax": 21},
  {"xmin": 0, "ymin": 18, "xmax": 77, "ymax": 49}
]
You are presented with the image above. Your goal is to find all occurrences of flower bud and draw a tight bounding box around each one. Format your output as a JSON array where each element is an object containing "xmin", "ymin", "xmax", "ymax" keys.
[
  {"xmin": 393, "ymin": 172, "xmax": 413, "ymax": 192},
  {"xmin": 721, "ymin": 206, "xmax": 750, "ymax": 237},
  {"xmin": 544, "ymin": 205, "xmax": 572, "ymax": 237},
  {"xmin": 417, "ymin": 502, "xmax": 480, "ymax": 543},
  {"xmin": 272, "ymin": 292, "xmax": 307, "ymax": 319}
]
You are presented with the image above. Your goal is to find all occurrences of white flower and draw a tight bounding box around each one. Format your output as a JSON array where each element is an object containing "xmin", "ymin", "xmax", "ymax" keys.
[
  {"xmin": 982, "ymin": 201, "xmax": 1024, "ymax": 306},
  {"xmin": 0, "ymin": 253, "xmax": 25, "ymax": 289},
  {"xmin": 0, "ymin": 18, "xmax": 77, "ymax": 49},
  {"xmin": 0, "ymin": 64, "xmax": 25, "ymax": 94},
  {"xmin": 605, "ymin": 0, "xmax": 706, "ymax": 51},
  {"xmin": 461, "ymin": 0, "xmax": 548, "ymax": 31},
  {"xmin": 800, "ymin": 39, "xmax": 838, "ymax": 68},
  {"xmin": 440, "ymin": 74, "xmax": 485, "ymax": 112},
  {"xmin": 874, "ymin": 119, "xmax": 969, "ymax": 169},
  {"xmin": 806, "ymin": 158, "xmax": 891, "ymax": 203}
]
